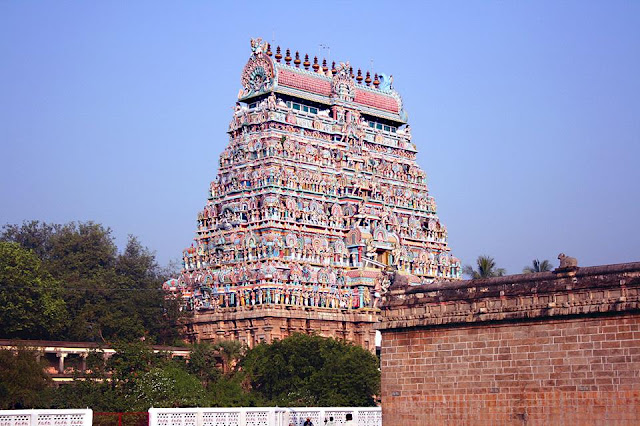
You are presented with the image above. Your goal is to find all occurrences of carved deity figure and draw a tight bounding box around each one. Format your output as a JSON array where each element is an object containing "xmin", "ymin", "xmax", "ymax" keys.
[
  {"xmin": 267, "ymin": 93, "xmax": 277, "ymax": 110},
  {"xmin": 250, "ymin": 38, "xmax": 267, "ymax": 55}
]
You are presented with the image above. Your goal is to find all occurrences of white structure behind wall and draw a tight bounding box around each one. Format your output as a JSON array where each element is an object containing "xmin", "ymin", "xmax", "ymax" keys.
[
  {"xmin": 149, "ymin": 407, "xmax": 381, "ymax": 426},
  {"xmin": 0, "ymin": 409, "xmax": 93, "ymax": 426}
]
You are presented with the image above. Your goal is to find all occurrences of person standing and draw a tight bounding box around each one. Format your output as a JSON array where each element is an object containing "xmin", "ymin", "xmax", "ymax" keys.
[
  {"xmin": 303, "ymin": 418, "xmax": 314, "ymax": 426},
  {"xmin": 344, "ymin": 413, "xmax": 355, "ymax": 426}
]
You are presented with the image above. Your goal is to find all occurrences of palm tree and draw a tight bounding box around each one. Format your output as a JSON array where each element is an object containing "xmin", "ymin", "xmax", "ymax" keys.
[
  {"xmin": 462, "ymin": 255, "xmax": 506, "ymax": 279},
  {"xmin": 213, "ymin": 339, "xmax": 245, "ymax": 375},
  {"xmin": 522, "ymin": 259, "xmax": 553, "ymax": 274}
]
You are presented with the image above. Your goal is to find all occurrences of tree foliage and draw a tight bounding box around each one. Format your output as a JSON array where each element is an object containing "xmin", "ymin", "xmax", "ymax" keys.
[
  {"xmin": 241, "ymin": 333, "xmax": 380, "ymax": 407},
  {"xmin": 212, "ymin": 339, "xmax": 246, "ymax": 375},
  {"xmin": 187, "ymin": 342, "xmax": 222, "ymax": 387},
  {"xmin": 128, "ymin": 364, "xmax": 208, "ymax": 410},
  {"xmin": 187, "ymin": 341, "xmax": 256, "ymax": 407},
  {"xmin": 107, "ymin": 341, "xmax": 168, "ymax": 384},
  {"xmin": 46, "ymin": 379, "xmax": 124, "ymax": 411},
  {"xmin": 0, "ymin": 347, "xmax": 51, "ymax": 409},
  {"xmin": 523, "ymin": 258, "xmax": 553, "ymax": 274},
  {"xmin": 462, "ymin": 255, "xmax": 506, "ymax": 279},
  {"xmin": 0, "ymin": 242, "xmax": 68, "ymax": 339},
  {"xmin": 1, "ymin": 221, "xmax": 184, "ymax": 344},
  {"xmin": 207, "ymin": 374, "xmax": 257, "ymax": 407},
  {"xmin": 0, "ymin": 221, "xmax": 60, "ymax": 260}
]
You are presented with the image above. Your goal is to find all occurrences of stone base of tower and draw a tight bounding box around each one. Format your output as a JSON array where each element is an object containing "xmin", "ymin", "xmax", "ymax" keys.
[{"xmin": 185, "ymin": 306, "xmax": 380, "ymax": 352}]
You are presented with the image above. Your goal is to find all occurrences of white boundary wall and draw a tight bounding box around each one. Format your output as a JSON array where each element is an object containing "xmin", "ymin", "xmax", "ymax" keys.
[
  {"xmin": 149, "ymin": 407, "xmax": 381, "ymax": 426},
  {"xmin": 0, "ymin": 410, "xmax": 93, "ymax": 426}
]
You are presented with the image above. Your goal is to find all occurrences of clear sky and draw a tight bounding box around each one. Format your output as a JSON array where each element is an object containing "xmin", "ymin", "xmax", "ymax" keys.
[{"xmin": 1, "ymin": 1, "xmax": 639, "ymax": 275}]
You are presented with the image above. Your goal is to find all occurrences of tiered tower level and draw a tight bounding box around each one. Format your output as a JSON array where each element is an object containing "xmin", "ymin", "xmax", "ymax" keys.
[{"xmin": 173, "ymin": 39, "xmax": 461, "ymax": 350}]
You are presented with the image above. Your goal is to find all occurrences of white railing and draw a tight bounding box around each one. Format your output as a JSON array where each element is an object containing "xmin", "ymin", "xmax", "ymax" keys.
[
  {"xmin": 149, "ymin": 407, "xmax": 381, "ymax": 426},
  {"xmin": 0, "ymin": 409, "xmax": 93, "ymax": 426}
]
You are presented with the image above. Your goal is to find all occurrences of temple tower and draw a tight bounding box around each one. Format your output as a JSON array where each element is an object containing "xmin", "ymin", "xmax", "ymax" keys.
[{"xmin": 173, "ymin": 38, "xmax": 460, "ymax": 351}]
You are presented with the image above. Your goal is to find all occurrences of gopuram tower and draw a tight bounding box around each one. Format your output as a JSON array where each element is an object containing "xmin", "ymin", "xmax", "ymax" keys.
[{"xmin": 173, "ymin": 39, "xmax": 461, "ymax": 351}]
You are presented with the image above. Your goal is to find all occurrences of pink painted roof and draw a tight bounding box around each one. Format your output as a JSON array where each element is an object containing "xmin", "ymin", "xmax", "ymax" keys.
[
  {"xmin": 354, "ymin": 88, "xmax": 399, "ymax": 113},
  {"xmin": 278, "ymin": 69, "xmax": 332, "ymax": 96},
  {"xmin": 277, "ymin": 67, "xmax": 400, "ymax": 114}
]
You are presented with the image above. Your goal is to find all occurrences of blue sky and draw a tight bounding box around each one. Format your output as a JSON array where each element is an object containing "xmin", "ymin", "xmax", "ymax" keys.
[{"xmin": 1, "ymin": 1, "xmax": 639, "ymax": 275}]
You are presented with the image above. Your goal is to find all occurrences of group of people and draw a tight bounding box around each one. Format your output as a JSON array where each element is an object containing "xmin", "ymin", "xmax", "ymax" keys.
[{"xmin": 300, "ymin": 413, "xmax": 354, "ymax": 426}]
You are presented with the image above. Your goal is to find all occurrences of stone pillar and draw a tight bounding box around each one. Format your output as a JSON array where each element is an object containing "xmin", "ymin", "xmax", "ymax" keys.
[
  {"xmin": 80, "ymin": 353, "xmax": 88, "ymax": 372},
  {"xmin": 263, "ymin": 326, "xmax": 273, "ymax": 343},
  {"xmin": 57, "ymin": 352, "xmax": 67, "ymax": 374}
]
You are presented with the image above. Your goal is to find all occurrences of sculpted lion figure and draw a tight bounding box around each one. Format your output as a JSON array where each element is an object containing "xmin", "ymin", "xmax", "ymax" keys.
[{"xmin": 558, "ymin": 253, "xmax": 578, "ymax": 269}]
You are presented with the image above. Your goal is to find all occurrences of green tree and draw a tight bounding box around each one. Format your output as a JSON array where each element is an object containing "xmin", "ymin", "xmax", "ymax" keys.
[
  {"xmin": 462, "ymin": 255, "xmax": 506, "ymax": 279},
  {"xmin": 0, "ymin": 221, "xmax": 60, "ymax": 260},
  {"xmin": 212, "ymin": 339, "xmax": 246, "ymax": 375},
  {"xmin": 128, "ymin": 364, "xmax": 207, "ymax": 410},
  {"xmin": 45, "ymin": 379, "xmax": 124, "ymax": 411},
  {"xmin": 45, "ymin": 222, "xmax": 117, "ymax": 279},
  {"xmin": 187, "ymin": 341, "xmax": 257, "ymax": 407},
  {"xmin": 241, "ymin": 334, "xmax": 380, "ymax": 407},
  {"xmin": 187, "ymin": 342, "xmax": 222, "ymax": 388},
  {"xmin": 114, "ymin": 236, "xmax": 185, "ymax": 345},
  {"xmin": 43, "ymin": 222, "xmax": 131, "ymax": 342},
  {"xmin": 0, "ymin": 347, "xmax": 51, "ymax": 409},
  {"xmin": 1, "ymin": 221, "xmax": 185, "ymax": 344},
  {"xmin": 523, "ymin": 259, "xmax": 553, "ymax": 274},
  {"xmin": 207, "ymin": 375, "xmax": 258, "ymax": 407},
  {"xmin": 106, "ymin": 341, "xmax": 166, "ymax": 384},
  {"xmin": 0, "ymin": 242, "xmax": 68, "ymax": 339}
]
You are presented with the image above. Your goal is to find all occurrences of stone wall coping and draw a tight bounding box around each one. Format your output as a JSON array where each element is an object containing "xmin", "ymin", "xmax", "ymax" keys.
[
  {"xmin": 378, "ymin": 261, "xmax": 640, "ymax": 331},
  {"xmin": 399, "ymin": 261, "xmax": 640, "ymax": 295}
]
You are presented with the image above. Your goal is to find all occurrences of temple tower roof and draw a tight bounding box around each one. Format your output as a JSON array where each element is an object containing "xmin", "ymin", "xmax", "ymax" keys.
[{"xmin": 239, "ymin": 38, "xmax": 407, "ymax": 124}]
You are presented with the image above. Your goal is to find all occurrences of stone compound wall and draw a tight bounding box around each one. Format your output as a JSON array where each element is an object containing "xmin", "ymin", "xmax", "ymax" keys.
[{"xmin": 377, "ymin": 262, "xmax": 640, "ymax": 425}]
